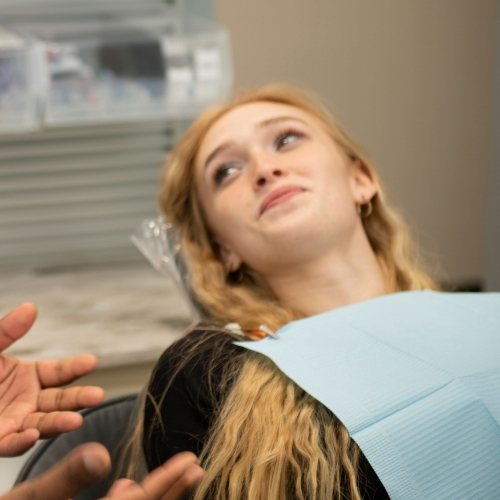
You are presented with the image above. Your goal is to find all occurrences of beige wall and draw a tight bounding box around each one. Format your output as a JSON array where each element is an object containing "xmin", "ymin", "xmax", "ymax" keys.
[
  {"xmin": 216, "ymin": 0, "xmax": 497, "ymax": 285},
  {"xmin": 486, "ymin": 1, "xmax": 500, "ymax": 291}
]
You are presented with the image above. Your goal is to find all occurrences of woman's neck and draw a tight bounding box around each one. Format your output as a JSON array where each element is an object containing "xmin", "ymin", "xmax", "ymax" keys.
[{"xmin": 266, "ymin": 236, "xmax": 387, "ymax": 317}]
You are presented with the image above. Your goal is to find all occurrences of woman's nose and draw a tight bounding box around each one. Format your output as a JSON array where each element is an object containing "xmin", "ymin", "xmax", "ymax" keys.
[
  {"xmin": 256, "ymin": 168, "xmax": 284, "ymax": 187},
  {"xmin": 251, "ymin": 153, "xmax": 285, "ymax": 188}
]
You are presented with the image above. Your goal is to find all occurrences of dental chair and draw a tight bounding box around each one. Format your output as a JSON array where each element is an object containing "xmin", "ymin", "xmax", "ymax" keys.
[{"xmin": 15, "ymin": 393, "xmax": 141, "ymax": 500}]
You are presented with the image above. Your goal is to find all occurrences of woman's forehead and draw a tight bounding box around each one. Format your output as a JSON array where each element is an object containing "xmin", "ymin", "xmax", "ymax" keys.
[{"xmin": 212, "ymin": 100, "xmax": 310, "ymax": 128}]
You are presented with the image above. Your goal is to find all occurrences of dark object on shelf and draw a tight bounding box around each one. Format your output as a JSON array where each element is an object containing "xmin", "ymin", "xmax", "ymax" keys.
[{"xmin": 99, "ymin": 39, "xmax": 165, "ymax": 79}]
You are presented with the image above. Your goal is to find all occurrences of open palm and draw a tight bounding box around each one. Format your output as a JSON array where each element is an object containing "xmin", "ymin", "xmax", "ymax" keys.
[{"xmin": 0, "ymin": 303, "xmax": 104, "ymax": 456}]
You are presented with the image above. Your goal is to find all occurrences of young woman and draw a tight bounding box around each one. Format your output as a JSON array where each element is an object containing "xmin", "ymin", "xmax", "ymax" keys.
[{"xmin": 140, "ymin": 84, "xmax": 436, "ymax": 499}]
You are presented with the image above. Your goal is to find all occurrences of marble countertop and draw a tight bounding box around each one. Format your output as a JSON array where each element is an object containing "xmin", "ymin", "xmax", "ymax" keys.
[{"xmin": 1, "ymin": 262, "xmax": 194, "ymax": 367}]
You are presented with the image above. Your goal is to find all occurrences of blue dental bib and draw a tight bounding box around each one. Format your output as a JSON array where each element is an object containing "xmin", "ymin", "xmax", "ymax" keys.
[{"xmin": 236, "ymin": 291, "xmax": 500, "ymax": 499}]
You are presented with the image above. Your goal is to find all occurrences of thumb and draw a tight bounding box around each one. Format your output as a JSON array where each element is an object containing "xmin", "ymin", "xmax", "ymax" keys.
[
  {"xmin": 0, "ymin": 303, "xmax": 37, "ymax": 351},
  {"xmin": 4, "ymin": 443, "xmax": 111, "ymax": 500}
]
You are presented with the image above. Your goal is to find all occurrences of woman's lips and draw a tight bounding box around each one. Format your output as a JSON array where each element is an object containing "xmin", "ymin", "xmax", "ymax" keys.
[{"xmin": 260, "ymin": 186, "xmax": 305, "ymax": 215}]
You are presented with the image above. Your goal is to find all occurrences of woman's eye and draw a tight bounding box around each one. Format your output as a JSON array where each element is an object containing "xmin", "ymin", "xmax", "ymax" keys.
[
  {"xmin": 274, "ymin": 129, "xmax": 304, "ymax": 150},
  {"xmin": 213, "ymin": 163, "xmax": 240, "ymax": 186}
]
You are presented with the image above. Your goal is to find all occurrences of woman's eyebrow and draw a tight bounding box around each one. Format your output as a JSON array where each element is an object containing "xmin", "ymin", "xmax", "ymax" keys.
[
  {"xmin": 204, "ymin": 141, "xmax": 234, "ymax": 171},
  {"xmin": 257, "ymin": 116, "xmax": 307, "ymax": 128},
  {"xmin": 257, "ymin": 116, "xmax": 308, "ymax": 129}
]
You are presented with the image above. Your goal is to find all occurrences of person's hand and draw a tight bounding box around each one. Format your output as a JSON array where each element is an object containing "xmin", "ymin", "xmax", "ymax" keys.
[
  {"xmin": 1, "ymin": 442, "xmax": 111, "ymax": 500},
  {"xmin": 103, "ymin": 452, "xmax": 204, "ymax": 499},
  {"xmin": 0, "ymin": 303, "xmax": 104, "ymax": 456}
]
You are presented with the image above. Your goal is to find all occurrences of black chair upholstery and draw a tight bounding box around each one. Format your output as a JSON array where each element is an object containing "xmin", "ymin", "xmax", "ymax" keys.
[{"xmin": 15, "ymin": 393, "xmax": 140, "ymax": 499}]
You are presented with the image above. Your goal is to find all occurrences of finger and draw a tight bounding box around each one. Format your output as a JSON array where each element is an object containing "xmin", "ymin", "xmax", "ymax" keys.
[
  {"xmin": 160, "ymin": 463, "xmax": 205, "ymax": 500},
  {"xmin": 37, "ymin": 386, "xmax": 105, "ymax": 412},
  {"xmin": 4, "ymin": 442, "xmax": 111, "ymax": 500},
  {"xmin": 0, "ymin": 303, "xmax": 37, "ymax": 352},
  {"xmin": 140, "ymin": 452, "xmax": 203, "ymax": 499},
  {"xmin": 103, "ymin": 453, "xmax": 204, "ymax": 500},
  {"xmin": 22, "ymin": 411, "xmax": 84, "ymax": 437},
  {"xmin": 105, "ymin": 478, "xmax": 137, "ymax": 496},
  {"xmin": 36, "ymin": 354, "xmax": 99, "ymax": 387},
  {"xmin": 0, "ymin": 428, "xmax": 40, "ymax": 457}
]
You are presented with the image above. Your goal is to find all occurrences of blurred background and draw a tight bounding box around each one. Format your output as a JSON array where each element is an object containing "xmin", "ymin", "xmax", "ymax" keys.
[{"xmin": 0, "ymin": 0, "xmax": 498, "ymax": 491}]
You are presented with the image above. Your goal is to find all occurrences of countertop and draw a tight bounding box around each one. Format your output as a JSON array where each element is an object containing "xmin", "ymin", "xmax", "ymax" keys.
[{"xmin": 1, "ymin": 262, "xmax": 194, "ymax": 367}]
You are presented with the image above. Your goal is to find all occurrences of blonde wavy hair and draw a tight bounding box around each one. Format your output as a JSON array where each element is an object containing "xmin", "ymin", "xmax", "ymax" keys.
[{"xmin": 140, "ymin": 84, "xmax": 436, "ymax": 499}]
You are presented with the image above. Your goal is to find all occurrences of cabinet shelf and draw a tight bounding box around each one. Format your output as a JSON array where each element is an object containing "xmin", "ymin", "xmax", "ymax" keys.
[{"xmin": 0, "ymin": 10, "xmax": 232, "ymax": 133}]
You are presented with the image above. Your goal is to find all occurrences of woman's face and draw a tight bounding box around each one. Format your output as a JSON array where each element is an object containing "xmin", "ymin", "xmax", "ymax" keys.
[{"xmin": 194, "ymin": 101, "xmax": 376, "ymax": 276}]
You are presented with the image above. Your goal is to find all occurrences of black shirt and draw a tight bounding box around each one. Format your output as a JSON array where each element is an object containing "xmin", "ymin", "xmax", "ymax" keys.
[{"xmin": 143, "ymin": 329, "xmax": 390, "ymax": 499}]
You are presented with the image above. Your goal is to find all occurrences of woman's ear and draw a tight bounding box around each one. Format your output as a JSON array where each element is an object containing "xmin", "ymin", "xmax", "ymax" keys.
[
  {"xmin": 349, "ymin": 159, "xmax": 378, "ymax": 203},
  {"xmin": 215, "ymin": 239, "xmax": 243, "ymax": 272}
]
